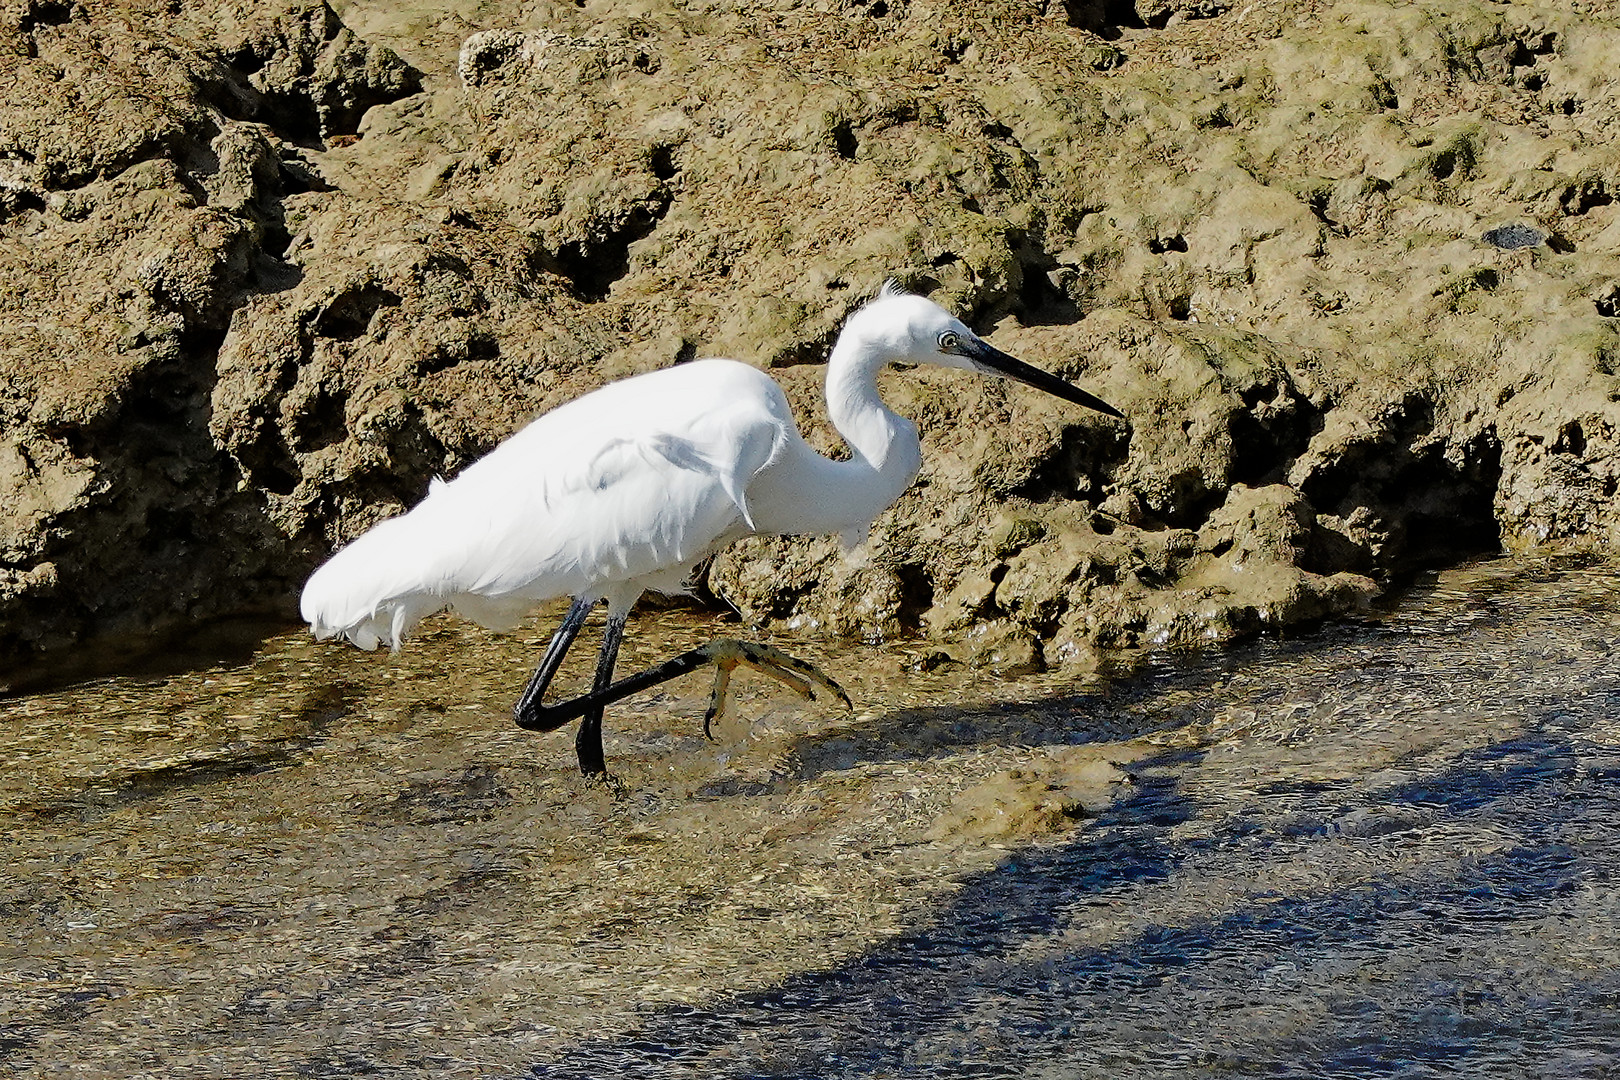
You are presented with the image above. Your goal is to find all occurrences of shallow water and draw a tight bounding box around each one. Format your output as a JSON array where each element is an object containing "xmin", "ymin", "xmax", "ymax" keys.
[{"xmin": 3, "ymin": 556, "xmax": 1618, "ymax": 1078}]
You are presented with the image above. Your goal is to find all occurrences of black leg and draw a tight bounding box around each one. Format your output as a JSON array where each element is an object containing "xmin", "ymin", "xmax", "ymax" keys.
[
  {"xmin": 512, "ymin": 597, "xmax": 594, "ymax": 732},
  {"xmin": 574, "ymin": 611, "xmax": 626, "ymax": 776},
  {"xmin": 512, "ymin": 603, "xmax": 854, "ymax": 777},
  {"xmin": 515, "ymin": 639, "xmax": 853, "ymax": 731}
]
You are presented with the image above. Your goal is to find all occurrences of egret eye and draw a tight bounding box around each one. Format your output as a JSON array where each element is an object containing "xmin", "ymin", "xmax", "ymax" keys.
[{"xmin": 938, "ymin": 331, "xmax": 961, "ymax": 352}]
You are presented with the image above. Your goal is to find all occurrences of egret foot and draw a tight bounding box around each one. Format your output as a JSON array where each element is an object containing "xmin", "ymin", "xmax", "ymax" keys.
[
  {"xmin": 696, "ymin": 639, "xmax": 854, "ymax": 740},
  {"xmin": 514, "ymin": 601, "xmax": 852, "ymax": 775},
  {"xmin": 582, "ymin": 769, "xmax": 627, "ymax": 799}
]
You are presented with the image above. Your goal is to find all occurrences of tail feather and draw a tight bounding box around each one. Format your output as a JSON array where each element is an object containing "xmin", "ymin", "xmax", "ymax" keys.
[
  {"xmin": 301, "ymin": 514, "xmax": 453, "ymax": 651},
  {"xmin": 300, "ymin": 483, "xmax": 570, "ymax": 650}
]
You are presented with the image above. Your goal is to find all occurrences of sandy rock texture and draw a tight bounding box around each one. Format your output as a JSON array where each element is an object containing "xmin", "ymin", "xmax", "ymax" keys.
[{"xmin": 2, "ymin": 0, "xmax": 1618, "ymax": 683}]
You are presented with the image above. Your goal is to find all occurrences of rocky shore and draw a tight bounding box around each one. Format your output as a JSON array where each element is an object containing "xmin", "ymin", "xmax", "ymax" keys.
[{"xmin": 2, "ymin": 0, "xmax": 1617, "ymax": 685}]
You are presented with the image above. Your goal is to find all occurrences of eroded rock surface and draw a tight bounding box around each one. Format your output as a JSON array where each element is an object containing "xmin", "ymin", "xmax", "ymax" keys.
[{"xmin": 3, "ymin": 0, "xmax": 1619, "ymax": 684}]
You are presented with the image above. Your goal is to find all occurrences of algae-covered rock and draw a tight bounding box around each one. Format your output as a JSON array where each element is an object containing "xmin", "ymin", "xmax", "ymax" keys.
[
  {"xmin": 928, "ymin": 747, "xmax": 1137, "ymax": 842},
  {"xmin": 4, "ymin": 0, "xmax": 1620, "ymax": 682}
]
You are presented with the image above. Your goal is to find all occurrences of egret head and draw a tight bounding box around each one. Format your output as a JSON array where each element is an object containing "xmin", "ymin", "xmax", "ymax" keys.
[{"xmin": 861, "ymin": 280, "xmax": 1125, "ymax": 419}]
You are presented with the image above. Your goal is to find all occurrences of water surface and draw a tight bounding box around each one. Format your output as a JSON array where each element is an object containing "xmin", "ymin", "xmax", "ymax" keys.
[{"xmin": 3, "ymin": 557, "xmax": 1617, "ymax": 1077}]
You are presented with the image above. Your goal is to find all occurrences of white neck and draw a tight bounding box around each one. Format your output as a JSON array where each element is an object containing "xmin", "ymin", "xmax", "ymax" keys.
[
  {"xmin": 748, "ymin": 331, "xmax": 923, "ymax": 541},
  {"xmin": 826, "ymin": 334, "xmax": 918, "ymax": 470},
  {"xmin": 822, "ymin": 334, "xmax": 925, "ymax": 536}
]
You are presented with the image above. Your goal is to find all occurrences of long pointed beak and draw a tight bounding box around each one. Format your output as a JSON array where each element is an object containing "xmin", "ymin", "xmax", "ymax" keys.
[{"xmin": 966, "ymin": 339, "xmax": 1126, "ymax": 419}]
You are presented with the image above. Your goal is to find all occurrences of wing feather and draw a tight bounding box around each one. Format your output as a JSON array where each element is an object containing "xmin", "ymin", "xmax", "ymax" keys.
[{"xmin": 300, "ymin": 359, "xmax": 794, "ymax": 648}]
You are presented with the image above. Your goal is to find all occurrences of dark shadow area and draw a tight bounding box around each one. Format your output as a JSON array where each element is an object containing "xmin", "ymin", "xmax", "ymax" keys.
[
  {"xmin": 1059, "ymin": 0, "xmax": 1149, "ymax": 38},
  {"xmin": 1227, "ymin": 379, "xmax": 1326, "ymax": 488},
  {"xmin": 0, "ymin": 613, "xmax": 300, "ymax": 698},
  {"xmin": 517, "ymin": 703, "xmax": 1620, "ymax": 1079},
  {"xmin": 311, "ymin": 282, "xmax": 402, "ymax": 342},
  {"xmin": 0, "ymin": 318, "xmax": 308, "ymax": 690},
  {"xmin": 205, "ymin": 4, "xmax": 423, "ymax": 149},
  {"xmin": 1011, "ymin": 249, "xmax": 1086, "ymax": 328},
  {"xmin": 535, "ymin": 194, "xmax": 673, "ymax": 302},
  {"xmin": 776, "ymin": 646, "xmax": 1236, "ymax": 784},
  {"xmin": 1007, "ymin": 418, "xmax": 1132, "ymax": 504},
  {"xmin": 774, "ymin": 595, "xmax": 1446, "ymax": 785},
  {"xmin": 506, "ymin": 563, "xmax": 1620, "ymax": 1078},
  {"xmin": 1299, "ymin": 397, "xmax": 1504, "ymax": 576},
  {"xmin": 7, "ymin": 677, "xmax": 359, "ymax": 824}
]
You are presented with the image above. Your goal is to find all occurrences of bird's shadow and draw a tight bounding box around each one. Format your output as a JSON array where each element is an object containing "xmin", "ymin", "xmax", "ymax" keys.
[
  {"xmin": 767, "ymin": 562, "xmax": 1512, "ymax": 785},
  {"xmin": 776, "ymin": 689, "xmax": 1159, "ymax": 783},
  {"xmin": 773, "ymin": 636, "xmax": 1291, "ymax": 785}
]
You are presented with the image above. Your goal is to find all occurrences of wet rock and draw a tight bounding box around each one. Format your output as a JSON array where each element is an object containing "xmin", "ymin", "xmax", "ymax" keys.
[
  {"xmin": 6, "ymin": 0, "xmax": 1620, "ymax": 680},
  {"xmin": 709, "ymin": 535, "xmax": 908, "ymax": 643},
  {"xmin": 1198, "ymin": 484, "xmax": 1315, "ymax": 568},
  {"xmin": 1496, "ymin": 415, "xmax": 1620, "ymax": 552},
  {"xmin": 926, "ymin": 570, "xmax": 999, "ymax": 637},
  {"xmin": 929, "ymin": 750, "xmax": 1133, "ymax": 841},
  {"xmin": 959, "ymin": 620, "xmax": 1045, "ymax": 676},
  {"xmin": 0, "ymin": 0, "xmax": 423, "ymax": 679}
]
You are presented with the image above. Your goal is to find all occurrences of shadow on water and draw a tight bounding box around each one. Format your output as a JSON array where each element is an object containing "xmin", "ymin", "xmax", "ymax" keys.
[
  {"xmin": 522, "ymin": 733, "xmax": 1620, "ymax": 1079},
  {"xmin": 778, "ymin": 630, "xmax": 1310, "ymax": 783},
  {"xmin": 777, "ymin": 690, "xmax": 1160, "ymax": 782},
  {"xmin": 0, "ymin": 614, "xmax": 301, "ymax": 697},
  {"xmin": 493, "ymin": 746, "xmax": 1197, "ymax": 1080},
  {"xmin": 518, "ymin": 604, "xmax": 1620, "ymax": 1078},
  {"xmin": 16, "ymin": 679, "xmax": 366, "ymax": 823},
  {"xmin": 7, "ymin": 555, "xmax": 1619, "ymax": 1078},
  {"xmin": 782, "ymin": 548, "xmax": 1599, "ymax": 786}
]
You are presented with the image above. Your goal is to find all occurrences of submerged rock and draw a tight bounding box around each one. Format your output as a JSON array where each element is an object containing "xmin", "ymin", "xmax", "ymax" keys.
[{"xmin": 928, "ymin": 749, "xmax": 1137, "ymax": 841}]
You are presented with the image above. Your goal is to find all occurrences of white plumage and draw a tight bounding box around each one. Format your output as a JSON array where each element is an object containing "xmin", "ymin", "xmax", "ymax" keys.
[
  {"xmin": 300, "ymin": 283, "xmax": 1122, "ymax": 776},
  {"xmin": 302, "ymin": 359, "xmax": 793, "ymax": 649}
]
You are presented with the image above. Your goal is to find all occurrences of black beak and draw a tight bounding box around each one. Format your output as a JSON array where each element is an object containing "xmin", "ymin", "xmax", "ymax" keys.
[{"xmin": 966, "ymin": 339, "xmax": 1126, "ymax": 419}]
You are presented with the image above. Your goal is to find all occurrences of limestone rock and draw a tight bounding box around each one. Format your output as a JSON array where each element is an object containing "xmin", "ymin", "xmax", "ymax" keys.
[{"xmin": 4, "ymin": 0, "xmax": 1620, "ymax": 682}]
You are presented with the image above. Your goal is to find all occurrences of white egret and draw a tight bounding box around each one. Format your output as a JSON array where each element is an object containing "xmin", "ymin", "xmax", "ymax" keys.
[{"xmin": 301, "ymin": 281, "xmax": 1124, "ymax": 776}]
